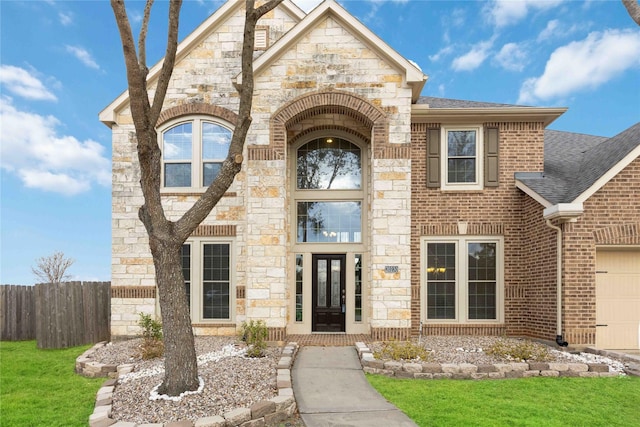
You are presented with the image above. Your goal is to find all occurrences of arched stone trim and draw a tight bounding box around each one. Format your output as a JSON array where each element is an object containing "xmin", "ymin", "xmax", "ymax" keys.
[
  {"xmin": 157, "ymin": 104, "xmax": 239, "ymax": 127},
  {"xmin": 593, "ymin": 223, "xmax": 640, "ymax": 245},
  {"xmin": 288, "ymin": 125, "xmax": 370, "ymax": 146},
  {"xmin": 270, "ymin": 90, "xmax": 388, "ymax": 159}
]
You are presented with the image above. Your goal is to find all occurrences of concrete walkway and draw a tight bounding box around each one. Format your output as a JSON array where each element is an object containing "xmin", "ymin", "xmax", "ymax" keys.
[{"xmin": 292, "ymin": 346, "xmax": 418, "ymax": 427}]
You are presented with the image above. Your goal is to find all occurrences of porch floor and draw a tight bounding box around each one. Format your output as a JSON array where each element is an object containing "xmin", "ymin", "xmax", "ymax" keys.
[{"xmin": 285, "ymin": 334, "xmax": 373, "ymax": 346}]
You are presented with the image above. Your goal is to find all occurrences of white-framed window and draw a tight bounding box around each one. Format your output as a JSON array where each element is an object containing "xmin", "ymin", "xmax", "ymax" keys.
[
  {"xmin": 421, "ymin": 236, "xmax": 503, "ymax": 323},
  {"xmin": 441, "ymin": 126, "xmax": 483, "ymax": 190},
  {"xmin": 160, "ymin": 116, "xmax": 233, "ymax": 189},
  {"xmin": 294, "ymin": 136, "xmax": 364, "ymax": 244},
  {"xmin": 181, "ymin": 239, "xmax": 234, "ymax": 323}
]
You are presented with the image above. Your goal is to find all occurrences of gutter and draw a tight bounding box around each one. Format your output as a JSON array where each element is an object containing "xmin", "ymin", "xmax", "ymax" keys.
[{"xmin": 542, "ymin": 203, "xmax": 584, "ymax": 347}]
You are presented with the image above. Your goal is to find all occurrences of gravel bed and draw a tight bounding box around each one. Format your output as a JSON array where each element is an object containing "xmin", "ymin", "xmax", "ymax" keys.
[
  {"xmin": 92, "ymin": 337, "xmax": 279, "ymax": 424},
  {"xmin": 369, "ymin": 336, "xmax": 628, "ymax": 374},
  {"xmin": 92, "ymin": 335, "xmax": 629, "ymax": 424}
]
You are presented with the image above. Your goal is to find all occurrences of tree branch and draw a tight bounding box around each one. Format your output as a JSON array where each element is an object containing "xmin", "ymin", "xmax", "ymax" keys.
[
  {"xmin": 622, "ymin": 0, "xmax": 640, "ymax": 26},
  {"xmin": 150, "ymin": 0, "xmax": 182, "ymax": 125},
  {"xmin": 138, "ymin": 0, "xmax": 154, "ymax": 69},
  {"xmin": 174, "ymin": 0, "xmax": 283, "ymax": 242}
]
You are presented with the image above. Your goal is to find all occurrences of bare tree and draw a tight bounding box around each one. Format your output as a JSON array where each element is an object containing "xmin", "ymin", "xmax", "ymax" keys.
[
  {"xmin": 622, "ymin": 0, "xmax": 640, "ymax": 26},
  {"xmin": 110, "ymin": 0, "xmax": 284, "ymax": 396},
  {"xmin": 32, "ymin": 251, "xmax": 74, "ymax": 284}
]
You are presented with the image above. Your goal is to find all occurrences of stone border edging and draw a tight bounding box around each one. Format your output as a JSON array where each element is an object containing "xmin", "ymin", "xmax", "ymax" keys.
[
  {"xmin": 354, "ymin": 342, "xmax": 617, "ymax": 379},
  {"xmin": 82, "ymin": 342, "xmax": 299, "ymax": 427}
]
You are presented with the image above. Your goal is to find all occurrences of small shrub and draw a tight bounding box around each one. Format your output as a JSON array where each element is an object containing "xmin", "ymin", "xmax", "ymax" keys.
[
  {"xmin": 137, "ymin": 312, "xmax": 164, "ymax": 360},
  {"xmin": 486, "ymin": 339, "xmax": 551, "ymax": 362},
  {"xmin": 374, "ymin": 340, "xmax": 432, "ymax": 362},
  {"xmin": 240, "ymin": 320, "xmax": 268, "ymax": 358}
]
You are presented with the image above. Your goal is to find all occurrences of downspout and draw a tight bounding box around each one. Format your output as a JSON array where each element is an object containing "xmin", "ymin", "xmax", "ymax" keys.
[
  {"xmin": 542, "ymin": 203, "xmax": 583, "ymax": 348},
  {"xmin": 545, "ymin": 219, "xmax": 568, "ymax": 347}
]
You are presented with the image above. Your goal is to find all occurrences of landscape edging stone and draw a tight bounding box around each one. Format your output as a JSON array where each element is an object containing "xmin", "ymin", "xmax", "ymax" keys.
[{"xmin": 80, "ymin": 342, "xmax": 299, "ymax": 427}]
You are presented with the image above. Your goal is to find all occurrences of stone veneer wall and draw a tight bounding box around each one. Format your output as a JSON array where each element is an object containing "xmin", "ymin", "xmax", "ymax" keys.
[{"xmin": 246, "ymin": 14, "xmax": 415, "ymax": 333}]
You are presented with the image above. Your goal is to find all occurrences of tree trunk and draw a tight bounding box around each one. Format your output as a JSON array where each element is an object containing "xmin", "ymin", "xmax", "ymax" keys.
[{"xmin": 151, "ymin": 238, "xmax": 199, "ymax": 395}]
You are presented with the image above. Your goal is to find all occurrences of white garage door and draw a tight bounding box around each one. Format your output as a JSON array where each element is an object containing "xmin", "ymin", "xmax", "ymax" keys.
[{"xmin": 596, "ymin": 248, "xmax": 640, "ymax": 350}]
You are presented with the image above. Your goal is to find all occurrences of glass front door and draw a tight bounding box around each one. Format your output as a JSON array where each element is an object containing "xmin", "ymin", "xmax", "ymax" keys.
[{"xmin": 312, "ymin": 254, "xmax": 346, "ymax": 332}]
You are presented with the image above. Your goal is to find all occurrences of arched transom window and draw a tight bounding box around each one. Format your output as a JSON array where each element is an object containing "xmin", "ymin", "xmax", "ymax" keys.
[{"xmin": 295, "ymin": 137, "xmax": 363, "ymax": 243}]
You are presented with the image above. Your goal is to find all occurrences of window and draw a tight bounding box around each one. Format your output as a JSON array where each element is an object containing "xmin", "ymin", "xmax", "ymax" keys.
[
  {"xmin": 161, "ymin": 117, "xmax": 232, "ymax": 188},
  {"xmin": 427, "ymin": 126, "xmax": 499, "ymax": 190},
  {"xmin": 442, "ymin": 126, "xmax": 482, "ymax": 189},
  {"xmin": 294, "ymin": 137, "xmax": 364, "ymax": 244},
  {"xmin": 423, "ymin": 237, "xmax": 502, "ymax": 323},
  {"xmin": 180, "ymin": 240, "xmax": 234, "ymax": 322}
]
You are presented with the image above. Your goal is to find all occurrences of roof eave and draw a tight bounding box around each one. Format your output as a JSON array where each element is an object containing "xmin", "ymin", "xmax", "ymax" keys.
[
  {"xmin": 411, "ymin": 105, "xmax": 567, "ymax": 127},
  {"xmin": 515, "ymin": 179, "xmax": 553, "ymax": 208},
  {"xmin": 543, "ymin": 203, "xmax": 584, "ymax": 222}
]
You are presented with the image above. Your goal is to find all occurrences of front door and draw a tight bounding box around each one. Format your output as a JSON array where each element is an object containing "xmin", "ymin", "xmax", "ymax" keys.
[{"xmin": 312, "ymin": 254, "xmax": 346, "ymax": 332}]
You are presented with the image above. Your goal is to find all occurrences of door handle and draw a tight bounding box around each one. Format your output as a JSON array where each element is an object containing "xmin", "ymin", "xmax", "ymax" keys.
[{"xmin": 595, "ymin": 324, "xmax": 608, "ymax": 327}]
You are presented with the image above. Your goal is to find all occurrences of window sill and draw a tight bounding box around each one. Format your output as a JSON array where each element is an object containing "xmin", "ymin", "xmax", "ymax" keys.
[{"xmin": 161, "ymin": 190, "xmax": 237, "ymax": 197}]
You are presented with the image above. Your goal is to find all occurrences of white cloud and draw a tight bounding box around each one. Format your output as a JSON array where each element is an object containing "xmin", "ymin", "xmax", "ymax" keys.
[
  {"xmin": 0, "ymin": 65, "xmax": 57, "ymax": 101},
  {"xmin": 19, "ymin": 170, "xmax": 91, "ymax": 194},
  {"xmin": 0, "ymin": 97, "xmax": 110, "ymax": 196},
  {"xmin": 451, "ymin": 8, "xmax": 466, "ymax": 27},
  {"xmin": 537, "ymin": 19, "xmax": 560, "ymax": 41},
  {"xmin": 58, "ymin": 11, "xmax": 73, "ymax": 26},
  {"xmin": 65, "ymin": 45, "xmax": 100, "ymax": 70},
  {"xmin": 494, "ymin": 42, "xmax": 528, "ymax": 72},
  {"xmin": 429, "ymin": 46, "xmax": 454, "ymax": 62},
  {"xmin": 485, "ymin": 0, "xmax": 564, "ymax": 28},
  {"xmin": 518, "ymin": 29, "xmax": 640, "ymax": 104},
  {"xmin": 451, "ymin": 39, "xmax": 494, "ymax": 72},
  {"xmin": 537, "ymin": 19, "xmax": 585, "ymax": 42}
]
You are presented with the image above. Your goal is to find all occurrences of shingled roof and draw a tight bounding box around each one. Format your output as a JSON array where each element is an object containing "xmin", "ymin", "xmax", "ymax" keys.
[
  {"xmin": 416, "ymin": 96, "xmax": 528, "ymax": 109},
  {"xmin": 517, "ymin": 122, "xmax": 640, "ymax": 205}
]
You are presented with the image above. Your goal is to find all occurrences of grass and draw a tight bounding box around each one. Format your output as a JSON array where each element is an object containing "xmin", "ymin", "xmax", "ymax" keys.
[
  {"xmin": 0, "ymin": 340, "xmax": 104, "ymax": 427},
  {"xmin": 368, "ymin": 374, "xmax": 640, "ymax": 427}
]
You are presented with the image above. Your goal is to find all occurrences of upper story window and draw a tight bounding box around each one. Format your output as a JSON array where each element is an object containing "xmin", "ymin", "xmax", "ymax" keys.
[
  {"xmin": 297, "ymin": 138, "xmax": 361, "ymax": 190},
  {"xmin": 294, "ymin": 137, "xmax": 364, "ymax": 244},
  {"xmin": 161, "ymin": 117, "xmax": 232, "ymax": 188},
  {"xmin": 447, "ymin": 130, "xmax": 478, "ymax": 184},
  {"xmin": 426, "ymin": 126, "xmax": 499, "ymax": 190},
  {"xmin": 442, "ymin": 126, "xmax": 483, "ymax": 190}
]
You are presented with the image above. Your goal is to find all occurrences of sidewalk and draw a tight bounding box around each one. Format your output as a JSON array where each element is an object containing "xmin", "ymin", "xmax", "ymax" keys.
[{"xmin": 292, "ymin": 346, "xmax": 418, "ymax": 427}]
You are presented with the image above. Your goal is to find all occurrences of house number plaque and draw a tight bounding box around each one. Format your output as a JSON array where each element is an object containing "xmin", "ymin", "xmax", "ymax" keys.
[{"xmin": 384, "ymin": 265, "xmax": 399, "ymax": 273}]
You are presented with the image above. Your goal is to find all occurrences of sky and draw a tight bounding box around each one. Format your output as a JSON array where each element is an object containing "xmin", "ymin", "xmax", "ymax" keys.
[{"xmin": 1, "ymin": 0, "xmax": 639, "ymax": 285}]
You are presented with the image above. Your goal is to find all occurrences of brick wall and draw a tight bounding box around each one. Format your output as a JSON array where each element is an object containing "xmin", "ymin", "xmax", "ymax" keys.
[
  {"xmin": 411, "ymin": 121, "xmax": 546, "ymax": 336},
  {"xmin": 562, "ymin": 156, "xmax": 640, "ymax": 346}
]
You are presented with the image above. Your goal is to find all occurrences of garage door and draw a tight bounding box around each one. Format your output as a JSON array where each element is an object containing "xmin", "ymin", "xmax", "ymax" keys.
[{"xmin": 596, "ymin": 248, "xmax": 640, "ymax": 350}]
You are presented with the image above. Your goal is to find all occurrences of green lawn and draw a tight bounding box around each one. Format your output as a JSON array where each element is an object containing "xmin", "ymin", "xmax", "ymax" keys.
[
  {"xmin": 368, "ymin": 374, "xmax": 640, "ymax": 427},
  {"xmin": 0, "ymin": 341, "xmax": 104, "ymax": 427}
]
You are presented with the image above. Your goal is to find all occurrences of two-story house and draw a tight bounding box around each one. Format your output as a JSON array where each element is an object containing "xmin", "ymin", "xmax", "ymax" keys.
[{"xmin": 101, "ymin": 0, "xmax": 640, "ymax": 350}]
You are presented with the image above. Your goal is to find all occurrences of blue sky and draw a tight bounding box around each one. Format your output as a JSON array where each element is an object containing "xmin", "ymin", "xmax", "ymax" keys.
[{"xmin": 1, "ymin": 0, "xmax": 639, "ymax": 285}]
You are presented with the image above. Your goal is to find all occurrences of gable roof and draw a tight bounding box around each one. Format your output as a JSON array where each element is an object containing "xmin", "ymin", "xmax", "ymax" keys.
[
  {"xmin": 235, "ymin": 0, "xmax": 427, "ymax": 102},
  {"xmin": 516, "ymin": 122, "xmax": 640, "ymax": 206},
  {"xmin": 99, "ymin": 0, "xmax": 305, "ymax": 126}
]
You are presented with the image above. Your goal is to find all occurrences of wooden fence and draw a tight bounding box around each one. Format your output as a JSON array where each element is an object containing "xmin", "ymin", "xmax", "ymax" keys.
[
  {"xmin": 0, "ymin": 285, "xmax": 36, "ymax": 340},
  {"xmin": 0, "ymin": 282, "xmax": 111, "ymax": 348}
]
